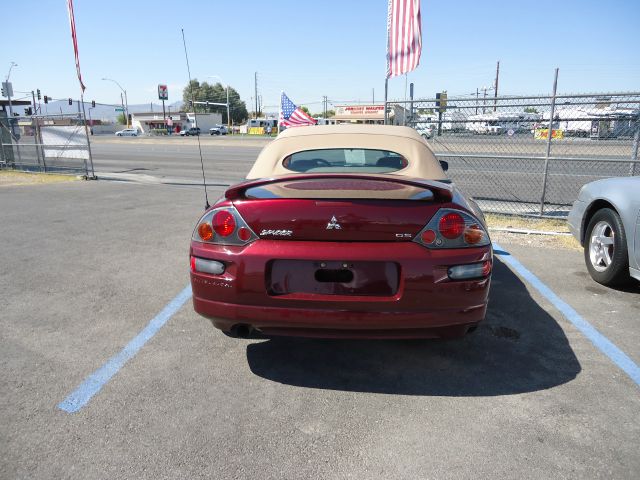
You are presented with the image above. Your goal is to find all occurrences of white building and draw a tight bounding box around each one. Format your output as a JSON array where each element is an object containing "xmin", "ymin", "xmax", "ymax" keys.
[{"xmin": 131, "ymin": 112, "xmax": 222, "ymax": 134}]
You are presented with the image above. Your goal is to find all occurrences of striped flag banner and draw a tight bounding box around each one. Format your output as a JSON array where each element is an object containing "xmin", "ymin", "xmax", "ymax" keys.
[
  {"xmin": 67, "ymin": 0, "xmax": 86, "ymax": 92},
  {"xmin": 279, "ymin": 92, "xmax": 317, "ymax": 128},
  {"xmin": 386, "ymin": 0, "xmax": 422, "ymax": 78}
]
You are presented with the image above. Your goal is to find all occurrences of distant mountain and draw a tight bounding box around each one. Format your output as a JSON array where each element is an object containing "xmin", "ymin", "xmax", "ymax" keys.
[{"xmin": 37, "ymin": 100, "xmax": 184, "ymax": 122}]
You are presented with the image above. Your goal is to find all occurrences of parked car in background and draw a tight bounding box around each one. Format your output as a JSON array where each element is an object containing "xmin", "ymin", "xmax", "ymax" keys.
[
  {"xmin": 189, "ymin": 125, "xmax": 492, "ymax": 339},
  {"xmin": 115, "ymin": 128, "xmax": 138, "ymax": 137},
  {"xmin": 415, "ymin": 123, "xmax": 434, "ymax": 139},
  {"xmin": 568, "ymin": 177, "xmax": 640, "ymax": 286},
  {"xmin": 180, "ymin": 127, "xmax": 201, "ymax": 136},
  {"xmin": 209, "ymin": 125, "xmax": 228, "ymax": 135}
]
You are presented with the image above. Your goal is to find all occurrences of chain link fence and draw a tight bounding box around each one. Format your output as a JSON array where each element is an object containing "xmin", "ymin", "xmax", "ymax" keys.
[
  {"xmin": 390, "ymin": 92, "xmax": 640, "ymax": 217},
  {"xmin": 1, "ymin": 112, "xmax": 94, "ymax": 176}
]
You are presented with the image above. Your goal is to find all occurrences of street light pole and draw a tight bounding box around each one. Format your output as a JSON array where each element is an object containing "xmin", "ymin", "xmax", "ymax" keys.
[
  {"xmin": 102, "ymin": 77, "xmax": 129, "ymax": 127},
  {"xmin": 208, "ymin": 75, "xmax": 230, "ymax": 129}
]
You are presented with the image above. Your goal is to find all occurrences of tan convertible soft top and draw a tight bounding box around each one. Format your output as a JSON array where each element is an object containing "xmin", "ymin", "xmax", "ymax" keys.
[{"xmin": 246, "ymin": 125, "xmax": 446, "ymax": 180}]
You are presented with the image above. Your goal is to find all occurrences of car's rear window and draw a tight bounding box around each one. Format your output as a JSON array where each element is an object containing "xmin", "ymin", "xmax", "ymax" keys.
[{"xmin": 282, "ymin": 149, "xmax": 408, "ymax": 173}]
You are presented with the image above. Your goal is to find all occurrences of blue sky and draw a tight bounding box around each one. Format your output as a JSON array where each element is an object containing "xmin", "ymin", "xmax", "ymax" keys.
[{"xmin": 3, "ymin": 0, "xmax": 639, "ymax": 112}]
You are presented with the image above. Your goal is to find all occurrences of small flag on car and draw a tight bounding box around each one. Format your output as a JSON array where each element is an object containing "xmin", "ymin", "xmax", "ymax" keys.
[{"xmin": 279, "ymin": 92, "xmax": 317, "ymax": 128}]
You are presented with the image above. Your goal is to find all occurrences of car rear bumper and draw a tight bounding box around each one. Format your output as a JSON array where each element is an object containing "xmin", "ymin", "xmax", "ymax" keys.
[{"xmin": 190, "ymin": 240, "xmax": 492, "ymax": 339}]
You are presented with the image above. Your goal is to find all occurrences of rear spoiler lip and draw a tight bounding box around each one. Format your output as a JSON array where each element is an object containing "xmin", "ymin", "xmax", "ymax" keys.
[{"xmin": 225, "ymin": 174, "xmax": 454, "ymax": 202}]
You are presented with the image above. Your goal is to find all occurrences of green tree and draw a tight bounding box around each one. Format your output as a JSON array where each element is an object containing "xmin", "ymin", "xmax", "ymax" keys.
[
  {"xmin": 116, "ymin": 113, "xmax": 127, "ymax": 125},
  {"xmin": 300, "ymin": 106, "xmax": 310, "ymax": 115},
  {"xmin": 311, "ymin": 109, "xmax": 335, "ymax": 118},
  {"xmin": 524, "ymin": 107, "xmax": 539, "ymax": 113},
  {"xmin": 182, "ymin": 79, "xmax": 248, "ymax": 124}
]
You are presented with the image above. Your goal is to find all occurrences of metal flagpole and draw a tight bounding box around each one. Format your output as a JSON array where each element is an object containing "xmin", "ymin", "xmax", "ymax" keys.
[
  {"xmin": 277, "ymin": 91, "xmax": 283, "ymax": 134},
  {"xmin": 403, "ymin": 74, "xmax": 408, "ymax": 126},
  {"xmin": 384, "ymin": 78, "xmax": 389, "ymax": 125}
]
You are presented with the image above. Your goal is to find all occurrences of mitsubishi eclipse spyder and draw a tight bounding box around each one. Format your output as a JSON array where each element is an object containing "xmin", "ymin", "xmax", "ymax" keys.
[{"xmin": 189, "ymin": 125, "xmax": 492, "ymax": 339}]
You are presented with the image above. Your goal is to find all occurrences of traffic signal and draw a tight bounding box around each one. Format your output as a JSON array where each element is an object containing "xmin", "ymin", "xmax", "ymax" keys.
[
  {"xmin": 25, "ymin": 107, "xmax": 33, "ymax": 116},
  {"xmin": 37, "ymin": 89, "xmax": 41, "ymax": 100},
  {"xmin": 1, "ymin": 85, "xmax": 5, "ymax": 97},
  {"xmin": 44, "ymin": 95, "xmax": 48, "ymax": 104},
  {"xmin": 91, "ymin": 100, "xmax": 96, "ymax": 108},
  {"xmin": 435, "ymin": 91, "xmax": 448, "ymax": 112},
  {"xmin": 68, "ymin": 98, "xmax": 72, "ymax": 105}
]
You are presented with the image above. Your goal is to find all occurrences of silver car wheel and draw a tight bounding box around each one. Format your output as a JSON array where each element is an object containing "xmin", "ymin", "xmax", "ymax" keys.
[{"xmin": 588, "ymin": 220, "xmax": 615, "ymax": 272}]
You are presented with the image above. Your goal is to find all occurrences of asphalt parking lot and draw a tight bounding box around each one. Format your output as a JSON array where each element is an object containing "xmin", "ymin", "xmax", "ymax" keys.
[{"xmin": 1, "ymin": 178, "xmax": 639, "ymax": 479}]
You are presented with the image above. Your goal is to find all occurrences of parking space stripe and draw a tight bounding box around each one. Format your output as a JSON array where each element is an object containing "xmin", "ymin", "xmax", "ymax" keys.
[
  {"xmin": 58, "ymin": 284, "xmax": 193, "ymax": 413},
  {"xmin": 493, "ymin": 242, "xmax": 640, "ymax": 388}
]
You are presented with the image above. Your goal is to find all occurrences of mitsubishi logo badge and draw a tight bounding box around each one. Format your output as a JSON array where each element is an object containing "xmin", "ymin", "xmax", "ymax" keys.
[{"xmin": 326, "ymin": 215, "xmax": 342, "ymax": 230}]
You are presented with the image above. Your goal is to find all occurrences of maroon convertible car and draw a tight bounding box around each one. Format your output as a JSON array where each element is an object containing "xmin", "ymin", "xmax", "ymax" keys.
[{"xmin": 190, "ymin": 125, "xmax": 492, "ymax": 339}]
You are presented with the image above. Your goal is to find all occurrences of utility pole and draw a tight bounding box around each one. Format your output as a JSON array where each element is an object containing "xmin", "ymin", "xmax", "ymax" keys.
[
  {"xmin": 31, "ymin": 90, "xmax": 37, "ymax": 115},
  {"xmin": 493, "ymin": 60, "xmax": 500, "ymax": 112},
  {"xmin": 476, "ymin": 88, "xmax": 479, "ymax": 114},
  {"xmin": 120, "ymin": 92, "xmax": 126, "ymax": 124},
  {"xmin": 372, "ymin": 88, "xmax": 375, "ymax": 104},
  {"xmin": 483, "ymin": 88, "xmax": 487, "ymax": 114},
  {"xmin": 254, "ymin": 72, "xmax": 258, "ymax": 118},
  {"xmin": 226, "ymin": 85, "xmax": 230, "ymax": 128}
]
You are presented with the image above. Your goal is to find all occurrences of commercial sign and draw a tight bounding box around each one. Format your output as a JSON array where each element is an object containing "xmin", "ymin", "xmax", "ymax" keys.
[
  {"xmin": 158, "ymin": 84, "xmax": 168, "ymax": 101},
  {"xmin": 335, "ymin": 105, "xmax": 385, "ymax": 119},
  {"xmin": 534, "ymin": 128, "xmax": 565, "ymax": 140}
]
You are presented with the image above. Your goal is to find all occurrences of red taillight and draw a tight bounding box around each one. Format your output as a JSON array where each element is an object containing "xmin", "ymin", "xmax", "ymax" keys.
[
  {"xmin": 421, "ymin": 229, "xmax": 436, "ymax": 244},
  {"xmin": 213, "ymin": 210, "xmax": 236, "ymax": 237},
  {"xmin": 238, "ymin": 227, "xmax": 251, "ymax": 241},
  {"xmin": 190, "ymin": 256, "xmax": 196, "ymax": 272},
  {"xmin": 439, "ymin": 212, "xmax": 465, "ymax": 239},
  {"xmin": 482, "ymin": 260, "xmax": 492, "ymax": 276}
]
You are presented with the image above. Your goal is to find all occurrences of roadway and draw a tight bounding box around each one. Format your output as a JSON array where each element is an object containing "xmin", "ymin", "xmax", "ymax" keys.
[{"xmin": 8, "ymin": 134, "xmax": 639, "ymax": 213}]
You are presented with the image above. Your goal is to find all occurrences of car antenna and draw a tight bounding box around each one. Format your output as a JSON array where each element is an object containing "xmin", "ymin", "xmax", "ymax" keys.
[{"xmin": 181, "ymin": 27, "xmax": 210, "ymax": 210}]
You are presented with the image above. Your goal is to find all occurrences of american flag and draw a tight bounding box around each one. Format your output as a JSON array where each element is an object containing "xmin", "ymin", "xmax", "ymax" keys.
[
  {"xmin": 67, "ymin": 0, "xmax": 86, "ymax": 91},
  {"xmin": 279, "ymin": 92, "xmax": 317, "ymax": 128},
  {"xmin": 386, "ymin": 0, "xmax": 422, "ymax": 78}
]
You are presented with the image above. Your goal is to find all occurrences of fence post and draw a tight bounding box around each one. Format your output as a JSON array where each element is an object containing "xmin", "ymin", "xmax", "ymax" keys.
[
  {"xmin": 630, "ymin": 117, "xmax": 639, "ymax": 177},
  {"xmin": 79, "ymin": 94, "xmax": 96, "ymax": 179},
  {"xmin": 539, "ymin": 68, "xmax": 559, "ymax": 216},
  {"xmin": 409, "ymin": 83, "xmax": 414, "ymax": 127},
  {"xmin": 30, "ymin": 91, "xmax": 43, "ymax": 171},
  {"xmin": 35, "ymin": 116, "xmax": 47, "ymax": 172},
  {"xmin": 384, "ymin": 78, "xmax": 389, "ymax": 125}
]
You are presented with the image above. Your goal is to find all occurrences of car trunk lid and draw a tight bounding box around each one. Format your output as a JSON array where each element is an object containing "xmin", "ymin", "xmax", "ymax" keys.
[{"xmin": 229, "ymin": 175, "xmax": 452, "ymax": 242}]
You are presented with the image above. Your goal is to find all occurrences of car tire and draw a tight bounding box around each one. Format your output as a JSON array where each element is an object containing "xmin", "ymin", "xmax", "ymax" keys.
[{"xmin": 584, "ymin": 208, "xmax": 630, "ymax": 286}]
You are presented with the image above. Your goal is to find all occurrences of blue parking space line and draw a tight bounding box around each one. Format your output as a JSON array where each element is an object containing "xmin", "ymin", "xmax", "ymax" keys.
[
  {"xmin": 58, "ymin": 284, "xmax": 193, "ymax": 413},
  {"xmin": 493, "ymin": 242, "xmax": 640, "ymax": 388}
]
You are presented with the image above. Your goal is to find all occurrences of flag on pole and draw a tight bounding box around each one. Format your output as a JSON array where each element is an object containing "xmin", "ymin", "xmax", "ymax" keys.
[
  {"xmin": 386, "ymin": 0, "xmax": 422, "ymax": 78},
  {"xmin": 279, "ymin": 92, "xmax": 317, "ymax": 128},
  {"xmin": 67, "ymin": 0, "xmax": 86, "ymax": 92}
]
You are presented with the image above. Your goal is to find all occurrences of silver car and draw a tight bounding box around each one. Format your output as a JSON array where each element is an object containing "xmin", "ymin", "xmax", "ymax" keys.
[
  {"xmin": 568, "ymin": 177, "xmax": 640, "ymax": 286},
  {"xmin": 115, "ymin": 128, "xmax": 138, "ymax": 137}
]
